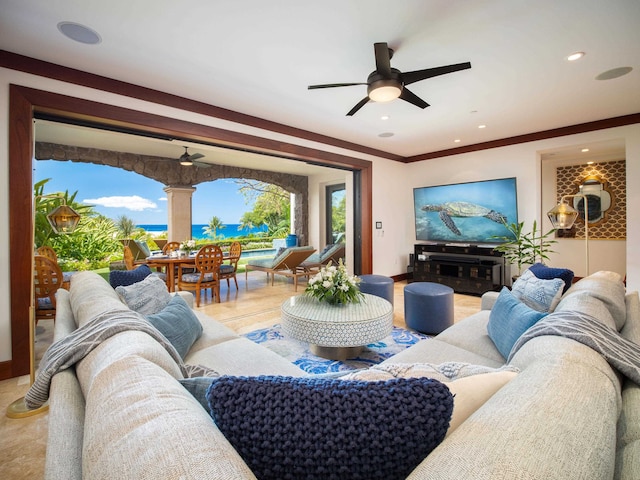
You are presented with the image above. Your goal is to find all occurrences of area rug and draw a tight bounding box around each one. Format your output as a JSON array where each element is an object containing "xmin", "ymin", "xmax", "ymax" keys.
[{"xmin": 245, "ymin": 324, "xmax": 430, "ymax": 374}]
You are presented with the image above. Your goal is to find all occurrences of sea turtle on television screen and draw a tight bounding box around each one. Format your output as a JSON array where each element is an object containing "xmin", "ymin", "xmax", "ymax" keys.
[{"xmin": 421, "ymin": 201, "xmax": 507, "ymax": 236}]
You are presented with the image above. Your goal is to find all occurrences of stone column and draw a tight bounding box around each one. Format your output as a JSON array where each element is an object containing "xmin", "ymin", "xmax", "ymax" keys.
[{"xmin": 164, "ymin": 186, "xmax": 196, "ymax": 242}]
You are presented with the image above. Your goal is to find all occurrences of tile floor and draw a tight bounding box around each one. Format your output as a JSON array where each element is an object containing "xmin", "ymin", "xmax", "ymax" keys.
[{"xmin": 0, "ymin": 275, "xmax": 481, "ymax": 479}]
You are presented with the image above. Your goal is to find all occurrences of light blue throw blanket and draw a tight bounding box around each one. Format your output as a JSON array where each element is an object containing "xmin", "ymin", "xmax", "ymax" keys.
[{"xmin": 508, "ymin": 310, "xmax": 640, "ymax": 385}]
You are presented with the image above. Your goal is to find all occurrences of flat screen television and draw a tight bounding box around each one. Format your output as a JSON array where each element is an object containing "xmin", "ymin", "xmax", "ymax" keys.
[{"xmin": 413, "ymin": 177, "xmax": 518, "ymax": 245}]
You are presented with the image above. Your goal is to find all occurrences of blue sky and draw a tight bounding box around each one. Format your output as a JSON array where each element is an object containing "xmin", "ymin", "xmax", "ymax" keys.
[{"xmin": 35, "ymin": 161, "xmax": 254, "ymax": 225}]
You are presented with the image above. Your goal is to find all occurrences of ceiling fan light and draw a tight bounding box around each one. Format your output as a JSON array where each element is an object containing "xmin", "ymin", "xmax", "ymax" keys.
[
  {"xmin": 180, "ymin": 158, "xmax": 193, "ymax": 166},
  {"xmin": 369, "ymin": 85, "xmax": 402, "ymax": 102}
]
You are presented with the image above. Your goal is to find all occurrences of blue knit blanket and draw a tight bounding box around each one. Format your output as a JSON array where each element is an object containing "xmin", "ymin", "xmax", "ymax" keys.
[{"xmin": 508, "ymin": 310, "xmax": 640, "ymax": 385}]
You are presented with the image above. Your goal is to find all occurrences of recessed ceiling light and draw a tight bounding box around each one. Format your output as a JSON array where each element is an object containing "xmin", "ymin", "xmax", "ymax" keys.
[
  {"xmin": 587, "ymin": 161, "xmax": 595, "ymax": 165},
  {"xmin": 454, "ymin": 139, "xmax": 461, "ymax": 143},
  {"xmin": 57, "ymin": 22, "xmax": 102, "ymax": 45},
  {"xmin": 380, "ymin": 115, "xmax": 390, "ymax": 120},
  {"xmin": 596, "ymin": 67, "xmax": 633, "ymax": 80},
  {"xmin": 582, "ymin": 148, "xmax": 590, "ymax": 153},
  {"xmin": 478, "ymin": 125, "xmax": 486, "ymax": 129},
  {"xmin": 378, "ymin": 132, "xmax": 394, "ymax": 138},
  {"xmin": 567, "ymin": 52, "xmax": 585, "ymax": 61}
]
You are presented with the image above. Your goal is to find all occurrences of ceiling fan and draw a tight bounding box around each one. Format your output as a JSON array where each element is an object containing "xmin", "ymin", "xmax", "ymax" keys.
[
  {"xmin": 308, "ymin": 42, "xmax": 471, "ymax": 116},
  {"xmin": 178, "ymin": 147, "xmax": 206, "ymax": 167}
]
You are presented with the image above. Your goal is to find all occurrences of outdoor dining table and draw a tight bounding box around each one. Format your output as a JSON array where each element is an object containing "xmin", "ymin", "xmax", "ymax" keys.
[{"xmin": 146, "ymin": 254, "xmax": 196, "ymax": 292}]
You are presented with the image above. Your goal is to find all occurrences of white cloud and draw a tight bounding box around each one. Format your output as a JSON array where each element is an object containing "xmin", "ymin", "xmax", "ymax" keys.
[
  {"xmin": 83, "ymin": 195, "xmax": 158, "ymax": 211},
  {"xmin": 158, "ymin": 197, "xmax": 167, "ymax": 202}
]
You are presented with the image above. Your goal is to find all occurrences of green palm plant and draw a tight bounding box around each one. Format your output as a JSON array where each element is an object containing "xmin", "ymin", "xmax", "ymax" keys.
[
  {"xmin": 492, "ymin": 220, "xmax": 557, "ymax": 276},
  {"xmin": 203, "ymin": 215, "xmax": 225, "ymax": 240}
]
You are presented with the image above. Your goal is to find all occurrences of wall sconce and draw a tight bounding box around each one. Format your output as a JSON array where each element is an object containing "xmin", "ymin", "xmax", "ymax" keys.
[
  {"xmin": 547, "ymin": 193, "xmax": 589, "ymax": 276},
  {"xmin": 6, "ymin": 194, "xmax": 81, "ymax": 418}
]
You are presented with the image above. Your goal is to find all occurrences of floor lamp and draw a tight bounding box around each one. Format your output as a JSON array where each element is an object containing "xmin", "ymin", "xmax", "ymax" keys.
[
  {"xmin": 6, "ymin": 195, "xmax": 81, "ymax": 418},
  {"xmin": 546, "ymin": 193, "xmax": 589, "ymax": 276}
]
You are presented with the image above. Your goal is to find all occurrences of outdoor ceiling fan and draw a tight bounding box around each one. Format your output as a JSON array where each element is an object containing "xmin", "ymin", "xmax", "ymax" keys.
[
  {"xmin": 308, "ymin": 42, "xmax": 471, "ymax": 116},
  {"xmin": 178, "ymin": 147, "xmax": 207, "ymax": 167}
]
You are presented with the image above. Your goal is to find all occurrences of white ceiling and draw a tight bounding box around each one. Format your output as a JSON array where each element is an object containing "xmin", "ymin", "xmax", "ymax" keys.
[{"xmin": 1, "ymin": 0, "xmax": 639, "ymax": 165}]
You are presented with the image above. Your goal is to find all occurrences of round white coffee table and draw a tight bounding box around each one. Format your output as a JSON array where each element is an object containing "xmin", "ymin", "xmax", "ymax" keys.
[{"xmin": 281, "ymin": 293, "xmax": 393, "ymax": 360}]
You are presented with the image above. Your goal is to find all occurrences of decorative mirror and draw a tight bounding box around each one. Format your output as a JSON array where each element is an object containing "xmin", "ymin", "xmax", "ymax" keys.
[{"xmin": 572, "ymin": 175, "xmax": 613, "ymax": 224}]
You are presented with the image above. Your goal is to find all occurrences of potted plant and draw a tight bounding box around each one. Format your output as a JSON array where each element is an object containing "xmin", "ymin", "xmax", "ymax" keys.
[{"xmin": 492, "ymin": 220, "xmax": 557, "ymax": 278}]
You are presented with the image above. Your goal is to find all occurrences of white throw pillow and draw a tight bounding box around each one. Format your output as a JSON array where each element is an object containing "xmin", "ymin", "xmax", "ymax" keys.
[
  {"xmin": 340, "ymin": 362, "xmax": 518, "ymax": 435},
  {"xmin": 511, "ymin": 269, "xmax": 565, "ymax": 312},
  {"xmin": 116, "ymin": 274, "xmax": 172, "ymax": 315}
]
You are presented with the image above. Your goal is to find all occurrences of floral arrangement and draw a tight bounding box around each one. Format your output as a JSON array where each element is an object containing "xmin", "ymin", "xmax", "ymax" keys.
[
  {"xmin": 305, "ymin": 259, "xmax": 364, "ymax": 305},
  {"xmin": 180, "ymin": 239, "xmax": 196, "ymax": 252}
]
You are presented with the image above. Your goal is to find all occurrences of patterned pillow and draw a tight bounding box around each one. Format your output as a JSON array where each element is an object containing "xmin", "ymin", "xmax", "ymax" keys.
[
  {"xmin": 487, "ymin": 287, "xmax": 548, "ymax": 359},
  {"xmin": 109, "ymin": 264, "xmax": 152, "ymax": 288},
  {"xmin": 529, "ymin": 263, "xmax": 574, "ymax": 293},
  {"xmin": 206, "ymin": 375, "xmax": 453, "ymax": 480},
  {"xmin": 145, "ymin": 294, "xmax": 203, "ymax": 359},
  {"xmin": 512, "ymin": 269, "xmax": 565, "ymax": 312},
  {"xmin": 115, "ymin": 274, "xmax": 171, "ymax": 315}
]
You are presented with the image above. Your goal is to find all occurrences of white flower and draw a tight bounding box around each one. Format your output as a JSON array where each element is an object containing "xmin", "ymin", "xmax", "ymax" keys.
[{"xmin": 304, "ymin": 258, "xmax": 363, "ymax": 305}]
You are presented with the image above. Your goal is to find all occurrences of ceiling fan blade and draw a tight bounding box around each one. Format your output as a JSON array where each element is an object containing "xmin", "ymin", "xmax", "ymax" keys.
[
  {"xmin": 399, "ymin": 88, "xmax": 430, "ymax": 109},
  {"xmin": 346, "ymin": 96, "xmax": 371, "ymax": 116},
  {"xmin": 374, "ymin": 42, "xmax": 392, "ymax": 76},
  {"xmin": 402, "ymin": 62, "xmax": 472, "ymax": 85},
  {"xmin": 308, "ymin": 83, "xmax": 366, "ymax": 89},
  {"xmin": 193, "ymin": 160, "xmax": 211, "ymax": 168},
  {"xmin": 188, "ymin": 153, "xmax": 204, "ymax": 161}
]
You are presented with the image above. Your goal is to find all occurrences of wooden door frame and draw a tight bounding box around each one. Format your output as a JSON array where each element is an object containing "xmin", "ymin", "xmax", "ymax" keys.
[{"xmin": 5, "ymin": 84, "xmax": 373, "ymax": 379}]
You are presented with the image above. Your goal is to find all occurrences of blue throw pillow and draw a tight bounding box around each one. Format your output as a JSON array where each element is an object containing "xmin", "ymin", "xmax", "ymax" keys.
[
  {"xmin": 529, "ymin": 263, "xmax": 574, "ymax": 293},
  {"xmin": 487, "ymin": 287, "xmax": 548, "ymax": 359},
  {"xmin": 206, "ymin": 375, "xmax": 453, "ymax": 480},
  {"xmin": 109, "ymin": 264, "xmax": 152, "ymax": 288},
  {"xmin": 145, "ymin": 294, "xmax": 203, "ymax": 359}
]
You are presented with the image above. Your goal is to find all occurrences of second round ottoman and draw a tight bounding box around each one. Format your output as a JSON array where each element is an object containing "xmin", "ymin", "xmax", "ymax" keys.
[
  {"xmin": 358, "ymin": 274, "xmax": 394, "ymax": 306},
  {"xmin": 404, "ymin": 282, "xmax": 454, "ymax": 334}
]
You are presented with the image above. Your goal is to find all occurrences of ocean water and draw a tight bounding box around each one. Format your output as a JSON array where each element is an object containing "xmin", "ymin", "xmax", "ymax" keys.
[{"xmin": 137, "ymin": 223, "xmax": 268, "ymax": 240}]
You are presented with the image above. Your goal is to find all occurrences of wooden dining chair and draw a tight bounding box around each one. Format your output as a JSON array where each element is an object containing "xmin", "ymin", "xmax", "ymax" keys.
[
  {"xmin": 163, "ymin": 241, "xmax": 181, "ymax": 255},
  {"xmin": 219, "ymin": 241, "xmax": 242, "ymax": 289},
  {"xmin": 34, "ymin": 254, "xmax": 63, "ymax": 324},
  {"xmin": 36, "ymin": 245, "xmax": 58, "ymax": 262},
  {"xmin": 176, "ymin": 244, "xmax": 224, "ymax": 306},
  {"xmin": 36, "ymin": 245, "xmax": 76, "ymax": 289}
]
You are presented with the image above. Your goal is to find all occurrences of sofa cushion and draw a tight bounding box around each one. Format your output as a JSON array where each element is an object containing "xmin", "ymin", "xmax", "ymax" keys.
[
  {"xmin": 145, "ymin": 294, "xmax": 203, "ymax": 359},
  {"xmin": 558, "ymin": 271, "xmax": 627, "ymax": 330},
  {"xmin": 109, "ymin": 264, "xmax": 152, "ymax": 288},
  {"xmin": 529, "ymin": 262, "xmax": 574, "ymax": 293},
  {"xmin": 115, "ymin": 274, "xmax": 171, "ymax": 315},
  {"xmin": 511, "ymin": 269, "xmax": 565, "ymax": 312},
  {"xmin": 206, "ymin": 375, "xmax": 453, "ymax": 480},
  {"xmin": 487, "ymin": 287, "xmax": 548, "ymax": 359}
]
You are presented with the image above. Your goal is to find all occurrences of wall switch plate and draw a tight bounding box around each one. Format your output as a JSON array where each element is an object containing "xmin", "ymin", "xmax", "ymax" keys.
[{"xmin": 375, "ymin": 221, "xmax": 382, "ymax": 229}]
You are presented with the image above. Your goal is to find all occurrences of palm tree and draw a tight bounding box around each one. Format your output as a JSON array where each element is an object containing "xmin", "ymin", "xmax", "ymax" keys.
[{"xmin": 203, "ymin": 216, "xmax": 225, "ymax": 240}]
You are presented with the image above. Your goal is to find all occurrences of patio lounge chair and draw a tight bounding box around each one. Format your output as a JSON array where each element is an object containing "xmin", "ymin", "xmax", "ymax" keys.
[
  {"xmin": 299, "ymin": 243, "xmax": 345, "ymax": 272},
  {"xmin": 245, "ymin": 245, "xmax": 316, "ymax": 291}
]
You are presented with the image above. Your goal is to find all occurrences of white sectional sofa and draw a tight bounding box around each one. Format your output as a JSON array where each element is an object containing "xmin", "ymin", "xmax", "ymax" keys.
[{"xmin": 42, "ymin": 270, "xmax": 639, "ymax": 479}]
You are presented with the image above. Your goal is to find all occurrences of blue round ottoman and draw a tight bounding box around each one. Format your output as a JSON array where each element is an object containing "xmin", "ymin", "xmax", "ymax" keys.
[
  {"xmin": 404, "ymin": 282, "xmax": 454, "ymax": 334},
  {"xmin": 358, "ymin": 274, "xmax": 394, "ymax": 306}
]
